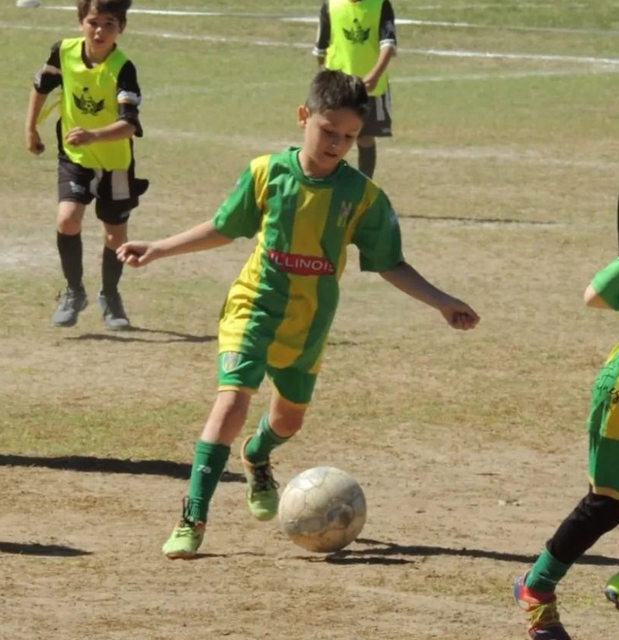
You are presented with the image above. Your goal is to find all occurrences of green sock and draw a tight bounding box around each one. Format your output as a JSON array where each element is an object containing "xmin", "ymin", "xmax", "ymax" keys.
[
  {"xmin": 185, "ymin": 440, "xmax": 230, "ymax": 523},
  {"xmin": 243, "ymin": 414, "xmax": 290, "ymax": 464},
  {"xmin": 525, "ymin": 549, "xmax": 571, "ymax": 593}
]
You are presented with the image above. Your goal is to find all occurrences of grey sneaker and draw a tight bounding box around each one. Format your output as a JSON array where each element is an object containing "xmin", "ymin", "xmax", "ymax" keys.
[
  {"xmin": 98, "ymin": 290, "xmax": 130, "ymax": 331},
  {"xmin": 51, "ymin": 286, "xmax": 88, "ymax": 327}
]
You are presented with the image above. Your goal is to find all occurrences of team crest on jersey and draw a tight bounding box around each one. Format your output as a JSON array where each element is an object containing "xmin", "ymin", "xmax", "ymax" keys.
[
  {"xmin": 267, "ymin": 250, "xmax": 335, "ymax": 276},
  {"xmin": 73, "ymin": 88, "xmax": 105, "ymax": 115},
  {"xmin": 343, "ymin": 19, "xmax": 370, "ymax": 44},
  {"xmin": 337, "ymin": 201, "xmax": 354, "ymax": 228}
]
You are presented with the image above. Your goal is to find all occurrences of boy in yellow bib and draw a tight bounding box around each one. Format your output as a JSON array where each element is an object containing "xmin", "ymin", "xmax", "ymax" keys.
[
  {"xmin": 118, "ymin": 70, "xmax": 480, "ymax": 559},
  {"xmin": 313, "ymin": 0, "xmax": 397, "ymax": 179},
  {"xmin": 25, "ymin": 0, "xmax": 148, "ymax": 330}
]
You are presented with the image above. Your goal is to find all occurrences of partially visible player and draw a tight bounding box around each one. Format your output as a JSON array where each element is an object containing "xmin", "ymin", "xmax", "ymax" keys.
[
  {"xmin": 313, "ymin": 0, "xmax": 397, "ymax": 179},
  {"xmin": 514, "ymin": 257, "xmax": 619, "ymax": 640},
  {"xmin": 117, "ymin": 69, "xmax": 480, "ymax": 560},
  {"xmin": 24, "ymin": 0, "xmax": 148, "ymax": 330}
]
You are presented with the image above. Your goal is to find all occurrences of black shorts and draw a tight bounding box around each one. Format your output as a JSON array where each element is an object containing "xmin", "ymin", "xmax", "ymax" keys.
[
  {"xmin": 57, "ymin": 156, "xmax": 149, "ymax": 225},
  {"xmin": 360, "ymin": 88, "xmax": 393, "ymax": 138}
]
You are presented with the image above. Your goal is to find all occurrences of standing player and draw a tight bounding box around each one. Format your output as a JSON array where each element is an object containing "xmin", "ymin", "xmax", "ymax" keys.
[
  {"xmin": 514, "ymin": 257, "xmax": 619, "ymax": 639},
  {"xmin": 117, "ymin": 69, "xmax": 480, "ymax": 559},
  {"xmin": 24, "ymin": 0, "xmax": 148, "ymax": 330},
  {"xmin": 313, "ymin": 0, "xmax": 397, "ymax": 179}
]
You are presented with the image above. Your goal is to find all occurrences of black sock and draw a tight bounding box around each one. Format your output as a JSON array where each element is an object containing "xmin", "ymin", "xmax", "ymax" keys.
[
  {"xmin": 358, "ymin": 144, "xmax": 377, "ymax": 178},
  {"xmin": 547, "ymin": 489, "xmax": 619, "ymax": 564},
  {"xmin": 101, "ymin": 246, "xmax": 124, "ymax": 295},
  {"xmin": 57, "ymin": 232, "xmax": 83, "ymax": 290}
]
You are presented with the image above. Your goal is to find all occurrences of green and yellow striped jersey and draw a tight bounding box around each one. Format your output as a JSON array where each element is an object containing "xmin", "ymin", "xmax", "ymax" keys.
[{"xmin": 213, "ymin": 147, "xmax": 404, "ymax": 373}]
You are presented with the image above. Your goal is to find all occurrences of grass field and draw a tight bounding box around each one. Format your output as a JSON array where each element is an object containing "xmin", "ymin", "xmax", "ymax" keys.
[{"xmin": 3, "ymin": 1, "xmax": 619, "ymax": 639}]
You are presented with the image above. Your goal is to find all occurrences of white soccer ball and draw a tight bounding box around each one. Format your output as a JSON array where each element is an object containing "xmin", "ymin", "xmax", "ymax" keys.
[{"xmin": 278, "ymin": 466, "xmax": 367, "ymax": 553}]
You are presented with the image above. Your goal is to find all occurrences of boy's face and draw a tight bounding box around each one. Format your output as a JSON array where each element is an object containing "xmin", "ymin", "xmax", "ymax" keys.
[
  {"xmin": 298, "ymin": 106, "xmax": 364, "ymax": 177},
  {"xmin": 80, "ymin": 10, "xmax": 124, "ymax": 59}
]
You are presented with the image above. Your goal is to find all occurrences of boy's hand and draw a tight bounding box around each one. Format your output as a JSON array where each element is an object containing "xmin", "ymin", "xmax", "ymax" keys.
[
  {"xmin": 26, "ymin": 130, "xmax": 45, "ymax": 155},
  {"xmin": 65, "ymin": 127, "xmax": 95, "ymax": 146},
  {"xmin": 363, "ymin": 73, "xmax": 379, "ymax": 93},
  {"xmin": 439, "ymin": 298, "xmax": 480, "ymax": 330},
  {"xmin": 116, "ymin": 241, "xmax": 160, "ymax": 267}
]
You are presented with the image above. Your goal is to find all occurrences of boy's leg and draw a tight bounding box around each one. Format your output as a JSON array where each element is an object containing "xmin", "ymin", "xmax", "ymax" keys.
[
  {"xmin": 98, "ymin": 221, "xmax": 130, "ymax": 330},
  {"xmin": 357, "ymin": 136, "xmax": 377, "ymax": 179},
  {"xmin": 163, "ymin": 390, "xmax": 251, "ymax": 559},
  {"xmin": 241, "ymin": 368, "xmax": 315, "ymax": 521},
  {"xmin": 52, "ymin": 201, "xmax": 88, "ymax": 327}
]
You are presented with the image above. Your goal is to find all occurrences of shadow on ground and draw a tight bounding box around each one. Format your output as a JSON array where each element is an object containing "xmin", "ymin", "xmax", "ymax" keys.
[
  {"xmin": 311, "ymin": 538, "xmax": 619, "ymax": 567},
  {"xmin": 0, "ymin": 454, "xmax": 244, "ymax": 482},
  {"xmin": 0, "ymin": 541, "xmax": 91, "ymax": 557}
]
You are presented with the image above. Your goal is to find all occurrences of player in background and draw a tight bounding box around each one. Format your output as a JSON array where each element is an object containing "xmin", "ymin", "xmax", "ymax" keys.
[
  {"xmin": 514, "ymin": 257, "xmax": 619, "ymax": 640},
  {"xmin": 24, "ymin": 0, "xmax": 148, "ymax": 330},
  {"xmin": 117, "ymin": 70, "xmax": 480, "ymax": 559},
  {"xmin": 313, "ymin": 0, "xmax": 396, "ymax": 179}
]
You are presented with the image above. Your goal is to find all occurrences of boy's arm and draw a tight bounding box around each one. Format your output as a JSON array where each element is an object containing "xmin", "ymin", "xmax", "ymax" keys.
[
  {"xmin": 380, "ymin": 262, "xmax": 480, "ymax": 330},
  {"xmin": 364, "ymin": 0, "xmax": 397, "ymax": 92},
  {"xmin": 312, "ymin": 1, "xmax": 330, "ymax": 69},
  {"xmin": 117, "ymin": 221, "xmax": 233, "ymax": 267},
  {"xmin": 65, "ymin": 120, "xmax": 137, "ymax": 147},
  {"xmin": 584, "ymin": 259, "xmax": 619, "ymax": 309},
  {"xmin": 25, "ymin": 87, "xmax": 47, "ymax": 155}
]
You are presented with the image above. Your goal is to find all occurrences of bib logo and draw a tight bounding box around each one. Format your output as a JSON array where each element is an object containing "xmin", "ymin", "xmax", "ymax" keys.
[
  {"xmin": 73, "ymin": 87, "xmax": 104, "ymax": 116},
  {"xmin": 267, "ymin": 250, "xmax": 335, "ymax": 276},
  {"xmin": 343, "ymin": 19, "xmax": 370, "ymax": 44}
]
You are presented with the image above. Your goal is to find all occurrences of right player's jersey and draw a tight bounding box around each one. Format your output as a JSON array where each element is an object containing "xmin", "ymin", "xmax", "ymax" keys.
[
  {"xmin": 313, "ymin": 0, "xmax": 397, "ymax": 97},
  {"xmin": 33, "ymin": 38, "xmax": 143, "ymax": 170},
  {"xmin": 212, "ymin": 147, "xmax": 404, "ymax": 373}
]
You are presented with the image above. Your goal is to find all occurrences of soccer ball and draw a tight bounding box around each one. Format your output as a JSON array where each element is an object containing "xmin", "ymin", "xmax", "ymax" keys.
[{"xmin": 278, "ymin": 466, "xmax": 367, "ymax": 553}]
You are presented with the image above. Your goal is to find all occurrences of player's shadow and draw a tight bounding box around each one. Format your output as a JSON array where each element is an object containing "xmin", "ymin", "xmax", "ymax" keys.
[
  {"xmin": 0, "ymin": 454, "xmax": 244, "ymax": 483},
  {"xmin": 0, "ymin": 541, "xmax": 91, "ymax": 557},
  {"xmin": 64, "ymin": 326, "xmax": 216, "ymax": 344},
  {"xmin": 317, "ymin": 538, "xmax": 619, "ymax": 567}
]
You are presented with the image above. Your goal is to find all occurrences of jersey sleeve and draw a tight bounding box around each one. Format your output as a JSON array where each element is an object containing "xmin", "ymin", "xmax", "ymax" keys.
[
  {"xmin": 313, "ymin": 2, "xmax": 331, "ymax": 57},
  {"xmin": 33, "ymin": 41, "xmax": 62, "ymax": 94},
  {"xmin": 379, "ymin": 0, "xmax": 397, "ymax": 50},
  {"xmin": 591, "ymin": 259, "xmax": 619, "ymax": 310},
  {"xmin": 117, "ymin": 61, "xmax": 143, "ymax": 137},
  {"xmin": 352, "ymin": 190, "xmax": 405, "ymax": 272},
  {"xmin": 212, "ymin": 166, "xmax": 263, "ymax": 239}
]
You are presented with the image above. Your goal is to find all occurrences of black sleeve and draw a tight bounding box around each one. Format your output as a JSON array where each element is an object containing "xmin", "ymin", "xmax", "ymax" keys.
[
  {"xmin": 33, "ymin": 41, "xmax": 63, "ymax": 95},
  {"xmin": 313, "ymin": 2, "xmax": 331, "ymax": 55},
  {"xmin": 117, "ymin": 60, "xmax": 143, "ymax": 137},
  {"xmin": 379, "ymin": 0, "xmax": 397, "ymax": 48}
]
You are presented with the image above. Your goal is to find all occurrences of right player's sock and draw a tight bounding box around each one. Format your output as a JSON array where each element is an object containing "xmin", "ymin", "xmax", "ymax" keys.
[
  {"xmin": 101, "ymin": 245, "xmax": 124, "ymax": 294},
  {"xmin": 243, "ymin": 414, "xmax": 290, "ymax": 464},
  {"xmin": 185, "ymin": 440, "xmax": 230, "ymax": 523},
  {"xmin": 525, "ymin": 548, "xmax": 571, "ymax": 593},
  {"xmin": 57, "ymin": 232, "xmax": 83, "ymax": 290},
  {"xmin": 358, "ymin": 144, "xmax": 376, "ymax": 179}
]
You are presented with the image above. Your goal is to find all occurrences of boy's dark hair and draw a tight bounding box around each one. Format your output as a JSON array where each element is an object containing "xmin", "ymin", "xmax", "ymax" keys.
[
  {"xmin": 306, "ymin": 70, "xmax": 370, "ymax": 120},
  {"xmin": 77, "ymin": 0, "xmax": 132, "ymax": 25}
]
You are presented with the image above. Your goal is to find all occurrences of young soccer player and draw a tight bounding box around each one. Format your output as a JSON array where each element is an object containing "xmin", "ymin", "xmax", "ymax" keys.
[
  {"xmin": 513, "ymin": 257, "xmax": 619, "ymax": 639},
  {"xmin": 313, "ymin": 0, "xmax": 397, "ymax": 179},
  {"xmin": 25, "ymin": 0, "xmax": 148, "ymax": 330},
  {"xmin": 117, "ymin": 69, "xmax": 480, "ymax": 559}
]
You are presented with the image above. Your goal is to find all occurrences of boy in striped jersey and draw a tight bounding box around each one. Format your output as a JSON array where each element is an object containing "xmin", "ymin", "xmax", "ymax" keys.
[
  {"xmin": 117, "ymin": 70, "xmax": 480, "ymax": 559},
  {"xmin": 514, "ymin": 258, "xmax": 619, "ymax": 640}
]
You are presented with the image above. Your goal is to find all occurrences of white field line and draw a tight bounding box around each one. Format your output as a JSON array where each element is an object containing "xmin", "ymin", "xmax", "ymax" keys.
[
  {"xmin": 4, "ymin": 21, "xmax": 619, "ymax": 70},
  {"xmin": 145, "ymin": 128, "xmax": 619, "ymax": 171},
  {"xmin": 40, "ymin": 5, "xmax": 619, "ymax": 37}
]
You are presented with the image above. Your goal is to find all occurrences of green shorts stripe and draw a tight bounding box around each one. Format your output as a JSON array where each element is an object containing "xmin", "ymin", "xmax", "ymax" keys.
[{"xmin": 218, "ymin": 352, "xmax": 317, "ymax": 405}]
